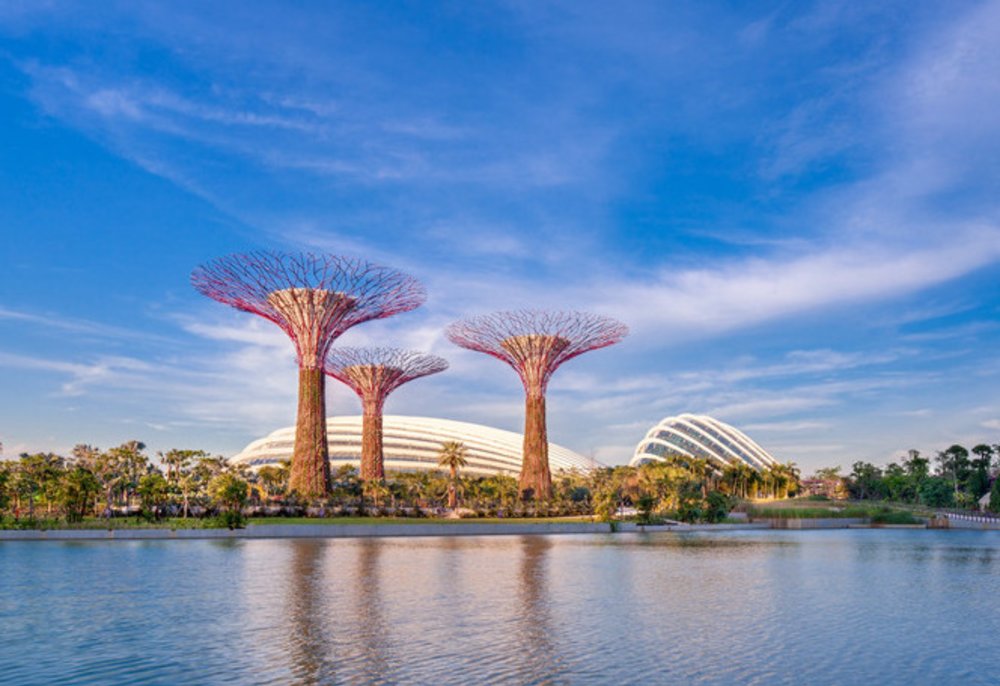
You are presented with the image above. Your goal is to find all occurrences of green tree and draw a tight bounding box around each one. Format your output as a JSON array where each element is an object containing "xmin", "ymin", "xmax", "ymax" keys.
[
  {"xmin": 968, "ymin": 444, "xmax": 994, "ymax": 497},
  {"xmin": 936, "ymin": 445, "xmax": 970, "ymax": 495},
  {"xmin": 675, "ymin": 483, "xmax": 704, "ymax": 523},
  {"xmin": 635, "ymin": 493, "xmax": 656, "ymax": 524},
  {"xmin": 160, "ymin": 449, "xmax": 206, "ymax": 487},
  {"xmin": 110, "ymin": 440, "xmax": 149, "ymax": 508},
  {"xmin": 257, "ymin": 462, "xmax": 290, "ymax": 498},
  {"xmin": 883, "ymin": 462, "xmax": 911, "ymax": 502},
  {"xmin": 137, "ymin": 473, "xmax": 169, "ymax": 521},
  {"xmin": 703, "ymin": 491, "xmax": 732, "ymax": 523},
  {"xmin": 208, "ymin": 473, "xmax": 249, "ymax": 529},
  {"xmin": 0, "ymin": 462, "xmax": 11, "ymax": 513},
  {"xmin": 364, "ymin": 479, "xmax": 392, "ymax": 510},
  {"xmin": 919, "ymin": 477, "xmax": 956, "ymax": 508},
  {"xmin": 988, "ymin": 476, "xmax": 1000, "ymax": 514},
  {"xmin": 849, "ymin": 461, "xmax": 885, "ymax": 500},
  {"xmin": 58, "ymin": 467, "xmax": 100, "ymax": 522},
  {"xmin": 94, "ymin": 448, "xmax": 126, "ymax": 517},
  {"xmin": 437, "ymin": 441, "xmax": 468, "ymax": 509}
]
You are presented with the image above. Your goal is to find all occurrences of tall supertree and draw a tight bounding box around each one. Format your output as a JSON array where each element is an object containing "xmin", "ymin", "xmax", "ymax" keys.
[
  {"xmin": 191, "ymin": 252, "xmax": 425, "ymax": 498},
  {"xmin": 446, "ymin": 310, "xmax": 627, "ymax": 500},
  {"xmin": 325, "ymin": 347, "xmax": 448, "ymax": 481}
]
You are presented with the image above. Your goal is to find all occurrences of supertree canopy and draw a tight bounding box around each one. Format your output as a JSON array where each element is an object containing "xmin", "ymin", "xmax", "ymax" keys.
[
  {"xmin": 192, "ymin": 252, "xmax": 425, "ymax": 497},
  {"xmin": 325, "ymin": 347, "xmax": 448, "ymax": 481},
  {"xmin": 446, "ymin": 310, "xmax": 627, "ymax": 500}
]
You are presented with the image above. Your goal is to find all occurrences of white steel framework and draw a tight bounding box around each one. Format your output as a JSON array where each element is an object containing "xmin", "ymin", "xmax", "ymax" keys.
[
  {"xmin": 232, "ymin": 415, "xmax": 601, "ymax": 477},
  {"xmin": 630, "ymin": 413, "xmax": 778, "ymax": 471}
]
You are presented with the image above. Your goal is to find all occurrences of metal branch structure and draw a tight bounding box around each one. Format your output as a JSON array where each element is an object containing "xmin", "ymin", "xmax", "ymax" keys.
[
  {"xmin": 324, "ymin": 347, "xmax": 448, "ymax": 481},
  {"xmin": 446, "ymin": 310, "xmax": 627, "ymax": 500},
  {"xmin": 192, "ymin": 252, "xmax": 426, "ymax": 498}
]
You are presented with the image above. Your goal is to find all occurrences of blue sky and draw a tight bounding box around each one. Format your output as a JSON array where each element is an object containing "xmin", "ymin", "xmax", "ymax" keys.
[{"xmin": 1, "ymin": 0, "xmax": 999, "ymax": 472}]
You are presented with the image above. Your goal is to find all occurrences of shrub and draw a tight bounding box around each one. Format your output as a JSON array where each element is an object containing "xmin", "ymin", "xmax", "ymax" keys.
[
  {"xmin": 635, "ymin": 494, "xmax": 656, "ymax": 524},
  {"xmin": 703, "ymin": 491, "xmax": 732, "ymax": 523},
  {"xmin": 919, "ymin": 477, "xmax": 955, "ymax": 508},
  {"xmin": 208, "ymin": 474, "xmax": 249, "ymax": 529}
]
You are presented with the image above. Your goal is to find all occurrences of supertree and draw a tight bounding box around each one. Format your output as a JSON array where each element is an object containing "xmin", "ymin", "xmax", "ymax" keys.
[
  {"xmin": 191, "ymin": 252, "xmax": 425, "ymax": 498},
  {"xmin": 446, "ymin": 310, "xmax": 627, "ymax": 500},
  {"xmin": 324, "ymin": 347, "xmax": 448, "ymax": 481}
]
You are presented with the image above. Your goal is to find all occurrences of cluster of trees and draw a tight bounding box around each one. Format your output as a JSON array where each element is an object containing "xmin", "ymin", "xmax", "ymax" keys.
[
  {"xmin": 822, "ymin": 444, "xmax": 1000, "ymax": 510},
  {"xmin": 0, "ymin": 439, "xmax": 802, "ymax": 527},
  {"xmin": 0, "ymin": 442, "xmax": 249, "ymax": 526},
  {"xmin": 588, "ymin": 457, "xmax": 800, "ymax": 524}
]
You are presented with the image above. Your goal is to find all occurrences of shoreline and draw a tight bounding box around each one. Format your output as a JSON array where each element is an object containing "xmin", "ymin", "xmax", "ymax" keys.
[
  {"xmin": 1, "ymin": 518, "xmax": 987, "ymax": 541},
  {"xmin": 1, "ymin": 521, "xmax": 772, "ymax": 541}
]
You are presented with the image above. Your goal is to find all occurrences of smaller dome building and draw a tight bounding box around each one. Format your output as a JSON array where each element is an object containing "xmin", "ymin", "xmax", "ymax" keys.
[
  {"xmin": 231, "ymin": 415, "xmax": 601, "ymax": 477},
  {"xmin": 630, "ymin": 413, "xmax": 778, "ymax": 471}
]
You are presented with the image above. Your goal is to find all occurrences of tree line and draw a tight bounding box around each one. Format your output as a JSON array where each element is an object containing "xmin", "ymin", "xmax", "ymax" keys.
[
  {"xmin": 815, "ymin": 443, "xmax": 1000, "ymax": 510},
  {"xmin": 0, "ymin": 443, "xmax": 799, "ymax": 528}
]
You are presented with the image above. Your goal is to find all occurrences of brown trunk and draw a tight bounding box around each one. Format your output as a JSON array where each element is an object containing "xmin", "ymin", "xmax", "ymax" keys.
[
  {"xmin": 289, "ymin": 367, "xmax": 331, "ymax": 498},
  {"xmin": 519, "ymin": 390, "xmax": 552, "ymax": 500},
  {"xmin": 360, "ymin": 394, "xmax": 385, "ymax": 482}
]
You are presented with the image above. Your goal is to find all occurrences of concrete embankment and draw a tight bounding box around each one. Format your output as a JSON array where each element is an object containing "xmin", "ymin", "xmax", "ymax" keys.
[
  {"xmin": 0, "ymin": 521, "xmax": 770, "ymax": 541},
  {"xmin": 943, "ymin": 514, "xmax": 1000, "ymax": 531},
  {"xmin": 762, "ymin": 517, "xmax": 867, "ymax": 529}
]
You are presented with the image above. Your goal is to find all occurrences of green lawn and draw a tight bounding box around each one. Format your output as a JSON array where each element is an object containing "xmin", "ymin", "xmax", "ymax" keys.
[
  {"xmin": 747, "ymin": 499, "xmax": 928, "ymax": 520},
  {"xmin": 247, "ymin": 516, "xmax": 595, "ymax": 526},
  {"xmin": 2, "ymin": 515, "xmax": 597, "ymax": 530}
]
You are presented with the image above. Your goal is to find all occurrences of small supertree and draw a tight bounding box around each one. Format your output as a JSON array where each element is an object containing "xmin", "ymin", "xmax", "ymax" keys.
[
  {"xmin": 446, "ymin": 310, "xmax": 627, "ymax": 500},
  {"xmin": 192, "ymin": 252, "xmax": 425, "ymax": 498},
  {"xmin": 325, "ymin": 347, "xmax": 448, "ymax": 481}
]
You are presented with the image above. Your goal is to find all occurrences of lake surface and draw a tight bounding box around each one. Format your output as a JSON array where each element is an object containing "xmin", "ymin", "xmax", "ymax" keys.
[{"xmin": 2, "ymin": 529, "xmax": 999, "ymax": 685}]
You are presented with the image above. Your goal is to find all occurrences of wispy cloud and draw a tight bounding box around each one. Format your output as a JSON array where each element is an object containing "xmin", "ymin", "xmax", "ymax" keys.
[{"xmin": 0, "ymin": 305, "xmax": 172, "ymax": 343}]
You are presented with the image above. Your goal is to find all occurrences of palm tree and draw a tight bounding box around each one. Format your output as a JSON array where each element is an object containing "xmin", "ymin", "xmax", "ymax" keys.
[
  {"xmin": 258, "ymin": 462, "xmax": 290, "ymax": 498},
  {"xmin": 437, "ymin": 441, "xmax": 468, "ymax": 509},
  {"xmin": 364, "ymin": 480, "xmax": 392, "ymax": 510}
]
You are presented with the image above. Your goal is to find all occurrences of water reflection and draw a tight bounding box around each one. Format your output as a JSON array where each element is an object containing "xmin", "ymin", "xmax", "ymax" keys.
[
  {"xmin": 351, "ymin": 538, "xmax": 393, "ymax": 684},
  {"xmin": 286, "ymin": 540, "xmax": 333, "ymax": 685},
  {"xmin": 515, "ymin": 535, "xmax": 565, "ymax": 685},
  {"xmin": 7, "ymin": 531, "xmax": 1000, "ymax": 685}
]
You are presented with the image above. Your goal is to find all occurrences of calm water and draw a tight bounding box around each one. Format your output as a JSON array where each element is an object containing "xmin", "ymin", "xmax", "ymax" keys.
[{"xmin": 2, "ymin": 529, "xmax": 999, "ymax": 685}]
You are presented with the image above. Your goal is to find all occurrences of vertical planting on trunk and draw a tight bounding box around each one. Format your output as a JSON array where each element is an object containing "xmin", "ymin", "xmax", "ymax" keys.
[
  {"xmin": 191, "ymin": 252, "xmax": 426, "ymax": 499},
  {"xmin": 446, "ymin": 311, "xmax": 628, "ymax": 501},
  {"xmin": 325, "ymin": 348, "xmax": 449, "ymax": 483}
]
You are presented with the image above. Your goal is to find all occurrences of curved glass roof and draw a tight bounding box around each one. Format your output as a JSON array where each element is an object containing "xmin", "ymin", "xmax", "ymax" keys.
[
  {"xmin": 231, "ymin": 414, "xmax": 602, "ymax": 476},
  {"xmin": 629, "ymin": 413, "xmax": 778, "ymax": 471}
]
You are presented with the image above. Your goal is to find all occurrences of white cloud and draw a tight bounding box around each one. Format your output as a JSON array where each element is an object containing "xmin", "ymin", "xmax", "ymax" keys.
[{"xmin": 599, "ymin": 229, "xmax": 1000, "ymax": 340}]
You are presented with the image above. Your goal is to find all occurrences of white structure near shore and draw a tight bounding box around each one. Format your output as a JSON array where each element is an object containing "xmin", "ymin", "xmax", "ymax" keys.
[
  {"xmin": 630, "ymin": 413, "xmax": 778, "ymax": 471},
  {"xmin": 231, "ymin": 415, "xmax": 601, "ymax": 477}
]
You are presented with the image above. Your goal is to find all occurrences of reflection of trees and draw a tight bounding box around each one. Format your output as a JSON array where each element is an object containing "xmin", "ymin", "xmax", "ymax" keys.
[
  {"xmin": 284, "ymin": 538, "xmax": 396, "ymax": 684},
  {"xmin": 286, "ymin": 539, "xmax": 333, "ymax": 685},
  {"xmin": 516, "ymin": 536, "xmax": 563, "ymax": 684},
  {"xmin": 351, "ymin": 538, "xmax": 393, "ymax": 682}
]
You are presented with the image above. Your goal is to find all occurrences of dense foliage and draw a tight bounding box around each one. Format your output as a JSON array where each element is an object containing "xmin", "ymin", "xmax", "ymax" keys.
[
  {"xmin": 816, "ymin": 444, "xmax": 999, "ymax": 511},
  {"xmin": 0, "ymin": 440, "xmax": 801, "ymax": 528}
]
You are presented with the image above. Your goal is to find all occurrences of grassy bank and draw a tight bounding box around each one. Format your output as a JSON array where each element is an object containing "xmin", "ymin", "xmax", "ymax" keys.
[
  {"xmin": 1, "ymin": 514, "xmax": 596, "ymax": 531},
  {"xmin": 747, "ymin": 499, "xmax": 923, "ymax": 524}
]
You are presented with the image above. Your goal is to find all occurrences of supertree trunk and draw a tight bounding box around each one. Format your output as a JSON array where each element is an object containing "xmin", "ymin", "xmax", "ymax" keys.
[
  {"xmin": 325, "ymin": 348, "xmax": 448, "ymax": 485},
  {"xmin": 360, "ymin": 394, "xmax": 385, "ymax": 482},
  {"xmin": 520, "ymin": 390, "xmax": 552, "ymax": 500},
  {"xmin": 191, "ymin": 253, "xmax": 427, "ymax": 501},
  {"xmin": 446, "ymin": 311, "xmax": 627, "ymax": 503},
  {"xmin": 289, "ymin": 367, "xmax": 331, "ymax": 497}
]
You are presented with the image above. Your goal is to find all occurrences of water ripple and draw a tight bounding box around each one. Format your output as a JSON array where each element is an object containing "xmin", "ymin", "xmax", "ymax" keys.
[{"xmin": 3, "ymin": 530, "xmax": 1000, "ymax": 684}]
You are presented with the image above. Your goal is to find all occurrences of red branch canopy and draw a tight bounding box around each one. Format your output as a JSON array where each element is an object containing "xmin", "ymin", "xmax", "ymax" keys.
[
  {"xmin": 191, "ymin": 252, "xmax": 426, "ymax": 367},
  {"xmin": 325, "ymin": 347, "xmax": 449, "ymax": 400},
  {"xmin": 445, "ymin": 310, "xmax": 628, "ymax": 392}
]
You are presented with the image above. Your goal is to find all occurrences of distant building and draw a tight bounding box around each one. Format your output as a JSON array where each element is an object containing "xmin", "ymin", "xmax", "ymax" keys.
[
  {"xmin": 231, "ymin": 414, "xmax": 602, "ymax": 477},
  {"xmin": 630, "ymin": 413, "xmax": 779, "ymax": 472}
]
